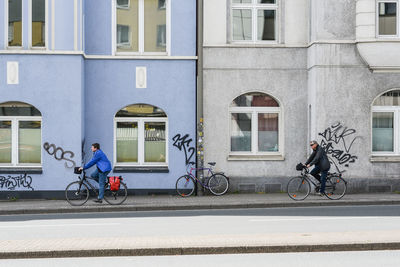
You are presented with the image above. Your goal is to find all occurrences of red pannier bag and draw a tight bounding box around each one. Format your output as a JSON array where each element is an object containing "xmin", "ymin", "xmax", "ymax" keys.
[{"xmin": 109, "ymin": 176, "xmax": 122, "ymax": 191}]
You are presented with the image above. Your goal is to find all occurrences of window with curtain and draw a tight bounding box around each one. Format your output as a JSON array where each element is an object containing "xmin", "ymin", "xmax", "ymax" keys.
[
  {"xmin": 230, "ymin": 92, "xmax": 281, "ymax": 154},
  {"xmin": 372, "ymin": 90, "xmax": 400, "ymax": 154},
  {"xmin": 116, "ymin": 0, "xmax": 167, "ymax": 53},
  {"xmin": 115, "ymin": 104, "xmax": 167, "ymax": 166},
  {"xmin": 0, "ymin": 102, "xmax": 42, "ymax": 166},
  {"xmin": 378, "ymin": 1, "xmax": 398, "ymax": 36},
  {"xmin": 232, "ymin": 0, "xmax": 278, "ymax": 42}
]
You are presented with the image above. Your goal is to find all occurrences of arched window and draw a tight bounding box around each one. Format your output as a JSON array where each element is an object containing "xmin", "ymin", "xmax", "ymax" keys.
[
  {"xmin": 114, "ymin": 104, "xmax": 167, "ymax": 166},
  {"xmin": 372, "ymin": 90, "xmax": 400, "ymax": 154},
  {"xmin": 230, "ymin": 92, "xmax": 282, "ymax": 155},
  {"xmin": 0, "ymin": 102, "xmax": 42, "ymax": 166}
]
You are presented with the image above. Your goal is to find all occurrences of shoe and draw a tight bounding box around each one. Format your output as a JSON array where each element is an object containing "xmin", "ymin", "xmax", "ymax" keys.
[
  {"xmin": 318, "ymin": 192, "xmax": 325, "ymax": 197},
  {"xmin": 93, "ymin": 199, "xmax": 103, "ymax": 203}
]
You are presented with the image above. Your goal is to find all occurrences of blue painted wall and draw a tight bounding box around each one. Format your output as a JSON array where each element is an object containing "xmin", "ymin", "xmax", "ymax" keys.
[
  {"xmin": 0, "ymin": 0, "xmax": 197, "ymax": 195},
  {"xmin": 0, "ymin": 55, "xmax": 84, "ymax": 191},
  {"xmin": 84, "ymin": 59, "xmax": 196, "ymax": 189}
]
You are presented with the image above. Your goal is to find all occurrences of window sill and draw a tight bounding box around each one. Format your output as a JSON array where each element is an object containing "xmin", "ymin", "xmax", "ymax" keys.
[
  {"xmin": 370, "ymin": 156, "xmax": 400, "ymax": 163},
  {"xmin": 227, "ymin": 154, "xmax": 284, "ymax": 161},
  {"xmin": 0, "ymin": 167, "xmax": 42, "ymax": 174},
  {"xmin": 113, "ymin": 166, "xmax": 169, "ymax": 173}
]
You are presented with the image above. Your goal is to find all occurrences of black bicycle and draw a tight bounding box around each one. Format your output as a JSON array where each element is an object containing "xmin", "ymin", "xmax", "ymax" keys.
[
  {"xmin": 287, "ymin": 165, "xmax": 347, "ymax": 201},
  {"xmin": 65, "ymin": 169, "xmax": 128, "ymax": 206}
]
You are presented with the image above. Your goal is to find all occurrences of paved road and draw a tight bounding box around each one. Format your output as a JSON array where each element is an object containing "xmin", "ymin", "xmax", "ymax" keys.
[
  {"xmin": 1, "ymin": 250, "xmax": 400, "ymax": 267},
  {"xmin": 1, "ymin": 205, "xmax": 400, "ymax": 240},
  {"xmin": 1, "ymin": 205, "xmax": 400, "ymax": 257}
]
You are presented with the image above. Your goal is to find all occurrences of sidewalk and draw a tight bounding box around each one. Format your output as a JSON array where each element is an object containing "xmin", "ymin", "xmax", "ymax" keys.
[
  {"xmin": 1, "ymin": 193, "xmax": 400, "ymax": 259},
  {"xmin": 0, "ymin": 192, "xmax": 399, "ymax": 215}
]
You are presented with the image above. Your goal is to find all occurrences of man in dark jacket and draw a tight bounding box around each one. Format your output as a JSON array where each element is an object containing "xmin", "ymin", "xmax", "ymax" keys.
[{"xmin": 305, "ymin": 140, "xmax": 330, "ymax": 196}]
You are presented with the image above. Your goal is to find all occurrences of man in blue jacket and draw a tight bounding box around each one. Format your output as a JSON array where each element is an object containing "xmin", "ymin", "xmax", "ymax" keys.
[{"xmin": 79, "ymin": 143, "xmax": 112, "ymax": 203}]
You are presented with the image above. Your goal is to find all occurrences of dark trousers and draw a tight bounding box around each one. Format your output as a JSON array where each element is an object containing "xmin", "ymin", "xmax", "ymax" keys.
[{"xmin": 310, "ymin": 166, "xmax": 328, "ymax": 193}]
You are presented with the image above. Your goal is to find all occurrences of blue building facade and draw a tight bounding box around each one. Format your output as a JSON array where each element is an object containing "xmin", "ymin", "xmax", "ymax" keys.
[{"xmin": 0, "ymin": 0, "xmax": 196, "ymax": 198}]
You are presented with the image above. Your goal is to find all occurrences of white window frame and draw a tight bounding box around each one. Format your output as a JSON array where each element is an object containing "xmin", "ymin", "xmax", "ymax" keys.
[
  {"xmin": 113, "ymin": 0, "xmax": 171, "ymax": 56},
  {"xmin": 28, "ymin": 0, "xmax": 48, "ymax": 49},
  {"xmin": 229, "ymin": 106, "xmax": 283, "ymax": 156},
  {"xmin": 231, "ymin": 0, "xmax": 279, "ymax": 44},
  {"xmin": 376, "ymin": 0, "xmax": 399, "ymax": 38},
  {"xmin": 0, "ymin": 116, "xmax": 42, "ymax": 167},
  {"xmin": 371, "ymin": 107, "xmax": 400, "ymax": 155},
  {"xmin": 114, "ymin": 117, "xmax": 168, "ymax": 167}
]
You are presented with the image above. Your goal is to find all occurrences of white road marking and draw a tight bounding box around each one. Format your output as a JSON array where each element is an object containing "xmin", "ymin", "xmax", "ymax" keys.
[
  {"xmin": 0, "ymin": 223, "xmax": 120, "ymax": 228},
  {"xmin": 249, "ymin": 217, "xmax": 398, "ymax": 222}
]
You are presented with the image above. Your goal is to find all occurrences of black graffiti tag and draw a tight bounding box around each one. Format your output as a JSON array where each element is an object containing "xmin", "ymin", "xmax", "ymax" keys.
[
  {"xmin": 43, "ymin": 142, "xmax": 76, "ymax": 168},
  {"xmin": 0, "ymin": 174, "xmax": 34, "ymax": 191},
  {"xmin": 172, "ymin": 134, "xmax": 196, "ymax": 166},
  {"xmin": 318, "ymin": 122, "xmax": 359, "ymax": 169}
]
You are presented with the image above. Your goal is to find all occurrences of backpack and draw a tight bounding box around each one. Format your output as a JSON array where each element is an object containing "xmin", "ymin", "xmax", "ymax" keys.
[{"xmin": 109, "ymin": 176, "xmax": 122, "ymax": 191}]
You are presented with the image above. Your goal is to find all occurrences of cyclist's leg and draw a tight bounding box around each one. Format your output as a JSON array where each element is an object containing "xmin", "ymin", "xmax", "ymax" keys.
[
  {"xmin": 310, "ymin": 166, "xmax": 321, "ymax": 182},
  {"xmin": 320, "ymin": 170, "xmax": 328, "ymax": 194},
  {"xmin": 91, "ymin": 169, "xmax": 100, "ymax": 183},
  {"xmin": 98, "ymin": 170, "xmax": 110, "ymax": 200}
]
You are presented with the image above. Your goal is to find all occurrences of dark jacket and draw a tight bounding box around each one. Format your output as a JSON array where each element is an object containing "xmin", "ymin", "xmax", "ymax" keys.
[{"xmin": 305, "ymin": 145, "xmax": 330, "ymax": 171}]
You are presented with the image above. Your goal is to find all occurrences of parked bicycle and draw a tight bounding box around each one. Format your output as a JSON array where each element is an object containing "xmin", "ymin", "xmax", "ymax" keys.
[
  {"xmin": 65, "ymin": 168, "xmax": 128, "ymax": 206},
  {"xmin": 287, "ymin": 164, "xmax": 347, "ymax": 201},
  {"xmin": 176, "ymin": 162, "xmax": 229, "ymax": 197}
]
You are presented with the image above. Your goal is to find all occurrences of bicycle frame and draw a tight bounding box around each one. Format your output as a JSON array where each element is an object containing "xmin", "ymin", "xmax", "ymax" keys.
[
  {"xmin": 77, "ymin": 171, "xmax": 101, "ymax": 197},
  {"xmin": 186, "ymin": 165, "xmax": 215, "ymax": 189}
]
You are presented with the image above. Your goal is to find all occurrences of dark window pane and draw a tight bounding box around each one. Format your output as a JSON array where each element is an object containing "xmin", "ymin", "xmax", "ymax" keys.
[
  {"xmin": 231, "ymin": 113, "xmax": 252, "ymax": 152},
  {"xmin": 372, "ymin": 112, "xmax": 394, "ymax": 152},
  {"xmin": 257, "ymin": 9, "xmax": 275, "ymax": 40},
  {"xmin": 116, "ymin": 122, "xmax": 138, "ymax": 162},
  {"xmin": 116, "ymin": 104, "xmax": 167, "ymax": 117},
  {"xmin": 0, "ymin": 102, "xmax": 41, "ymax": 116},
  {"xmin": 145, "ymin": 122, "xmax": 166, "ymax": 162},
  {"xmin": 258, "ymin": 0, "xmax": 275, "ymax": 3},
  {"xmin": 373, "ymin": 90, "xmax": 400, "ymax": 106},
  {"xmin": 231, "ymin": 93, "xmax": 279, "ymax": 107},
  {"xmin": 8, "ymin": 0, "xmax": 22, "ymax": 46},
  {"xmin": 0, "ymin": 121, "xmax": 12, "ymax": 163},
  {"xmin": 32, "ymin": 0, "xmax": 45, "ymax": 47},
  {"xmin": 379, "ymin": 2, "xmax": 397, "ymax": 35},
  {"xmin": 19, "ymin": 121, "xmax": 41, "ymax": 163},
  {"xmin": 258, "ymin": 113, "xmax": 278, "ymax": 152}
]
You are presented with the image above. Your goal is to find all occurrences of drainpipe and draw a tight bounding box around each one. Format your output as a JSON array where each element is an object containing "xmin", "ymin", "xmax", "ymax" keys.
[{"xmin": 196, "ymin": 0, "xmax": 204, "ymax": 196}]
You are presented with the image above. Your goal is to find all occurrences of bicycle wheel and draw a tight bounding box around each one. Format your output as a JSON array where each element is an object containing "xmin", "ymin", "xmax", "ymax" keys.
[
  {"xmin": 104, "ymin": 182, "xmax": 128, "ymax": 205},
  {"xmin": 325, "ymin": 176, "xmax": 347, "ymax": 200},
  {"xmin": 208, "ymin": 173, "xmax": 229, "ymax": 196},
  {"xmin": 287, "ymin": 176, "xmax": 311, "ymax": 201},
  {"xmin": 176, "ymin": 175, "xmax": 195, "ymax": 197},
  {"xmin": 65, "ymin": 181, "xmax": 89, "ymax": 206}
]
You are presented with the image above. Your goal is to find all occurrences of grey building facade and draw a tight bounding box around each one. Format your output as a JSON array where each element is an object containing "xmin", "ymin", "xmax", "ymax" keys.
[{"xmin": 202, "ymin": 0, "xmax": 400, "ymax": 193}]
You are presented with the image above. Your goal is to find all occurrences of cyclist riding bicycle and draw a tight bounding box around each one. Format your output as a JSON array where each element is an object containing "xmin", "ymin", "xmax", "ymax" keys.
[
  {"xmin": 78, "ymin": 143, "xmax": 112, "ymax": 203},
  {"xmin": 304, "ymin": 140, "xmax": 330, "ymax": 196}
]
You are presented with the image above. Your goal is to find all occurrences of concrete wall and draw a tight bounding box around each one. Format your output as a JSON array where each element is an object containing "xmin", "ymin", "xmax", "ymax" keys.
[{"xmin": 203, "ymin": 47, "xmax": 308, "ymax": 192}]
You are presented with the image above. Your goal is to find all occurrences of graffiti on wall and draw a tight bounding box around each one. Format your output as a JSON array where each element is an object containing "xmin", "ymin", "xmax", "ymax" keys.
[
  {"xmin": 318, "ymin": 122, "xmax": 360, "ymax": 172},
  {"xmin": 43, "ymin": 142, "xmax": 76, "ymax": 168},
  {"xmin": 172, "ymin": 134, "xmax": 196, "ymax": 166},
  {"xmin": 0, "ymin": 174, "xmax": 34, "ymax": 191}
]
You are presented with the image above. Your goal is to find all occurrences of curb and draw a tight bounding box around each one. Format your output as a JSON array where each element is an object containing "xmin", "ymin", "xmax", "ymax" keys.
[
  {"xmin": 1, "ymin": 200, "xmax": 400, "ymax": 215},
  {"xmin": 1, "ymin": 242, "xmax": 400, "ymax": 259}
]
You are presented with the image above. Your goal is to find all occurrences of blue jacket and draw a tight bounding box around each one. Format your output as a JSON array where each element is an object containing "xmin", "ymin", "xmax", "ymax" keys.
[{"xmin": 84, "ymin": 149, "xmax": 112, "ymax": 172}]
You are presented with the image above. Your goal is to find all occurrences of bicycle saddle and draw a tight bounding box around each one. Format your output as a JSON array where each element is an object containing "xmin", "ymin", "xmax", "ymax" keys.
[{"xmin": 208, "ymin": 162, "xmax": 216, "ymax": 166}]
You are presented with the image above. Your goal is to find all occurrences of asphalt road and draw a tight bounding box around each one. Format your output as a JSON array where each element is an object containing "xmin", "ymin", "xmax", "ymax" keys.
[
  {"xmin": 1, "ymin": 250, "xmax": 400, "ymax": 267},
  {"xmin": 1, "ymin": 205, "xmax": 400, "ymax": 242}
]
